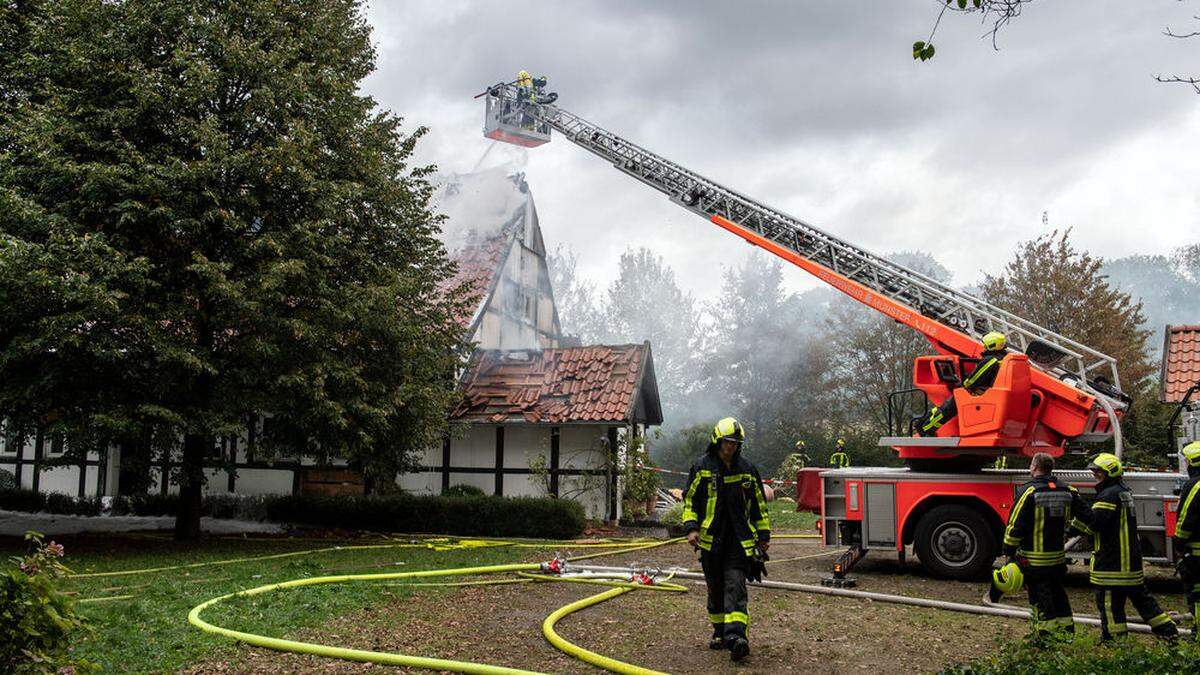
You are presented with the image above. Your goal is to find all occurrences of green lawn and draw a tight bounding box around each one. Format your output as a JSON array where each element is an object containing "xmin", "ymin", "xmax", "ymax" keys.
[
  {"xmin": 2, "ymin": 533, "xmax": 533, "ymax": 672},
  {"xmin": 766, "ymin": 503, "xmax": 818, "ymax": 531}
]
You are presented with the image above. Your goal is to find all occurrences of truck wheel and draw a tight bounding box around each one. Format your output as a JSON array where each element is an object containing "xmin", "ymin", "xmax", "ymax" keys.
[{"xmin": 913, "ymin": 504, "xmax": 996, "ymax": 580}]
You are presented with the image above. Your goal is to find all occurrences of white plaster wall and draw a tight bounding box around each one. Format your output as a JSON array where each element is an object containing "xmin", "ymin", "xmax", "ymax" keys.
[
  {"xmin": 559, "ymin": 426, "xmax": 610, "ymax": 470},
  {"xmin": 398, "ymin": 470, "xmax": 438, "ymax": 495},
  {"xmin": 504, "ymin": 426, "xmax": 547, "ymax": 469},
  {"xmin": 445, "ymin": 472, "xmax": 493, "ymax": 494},
  {"xmin": 449, "ymin": 428, "xmax": 499, "ymax": 468},
  {"xmin": 36, "ymin": 466, "xmax": 80, "ymax": 495},
  {"xmin": 232, "ymin": 469, "xmax": 295, "ymax": 496}
]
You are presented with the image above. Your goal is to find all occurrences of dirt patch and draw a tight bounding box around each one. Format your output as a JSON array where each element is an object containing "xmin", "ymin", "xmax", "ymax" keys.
[{"xmin": 186, "ymin": 538, "xmax": 1188, "ymax": 673}]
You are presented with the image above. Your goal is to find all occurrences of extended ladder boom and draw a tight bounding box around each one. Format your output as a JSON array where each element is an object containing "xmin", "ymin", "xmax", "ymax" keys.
[{"xmin": 480, "ymin": 83, "xmax": 1126, "ymax": 411}]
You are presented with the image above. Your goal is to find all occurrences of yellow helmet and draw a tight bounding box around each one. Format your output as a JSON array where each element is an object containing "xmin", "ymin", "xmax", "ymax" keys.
[
  {"xmin": 1183, "ymin": 441, "xmax": 1200, "ymax": 467},
  {"xmin": 517, "ymin": 70, "xmax": 532, "ymax": 85},
  {"xmin": 837, "ymin": 438, "xmax": 846, "ymax": 448},
  {"xmin": 795, "ymin": 440, "xmax": 806, "ymax": 449},
  {"xmin": 992, "ymin": 562, "xmax": 1023, "ymax": 596},
  {"xmin": 712, "ymin": 417, "xmax": 745, "ymax": 445},
  {"xmin": 1088, "ymin": 452, "xmax": 1123, "ymax": 479},
  {"xmin": 982, "ymin": 331, "xmax": 1007, "ymax": 351}
]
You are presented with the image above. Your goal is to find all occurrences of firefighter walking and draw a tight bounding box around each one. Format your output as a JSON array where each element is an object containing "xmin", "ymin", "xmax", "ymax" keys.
[
  {"xmin": 682, "ymin": 417, "xmax": 771, "ymax": 662},
  {"xmin": 1174, "ymin": 440, "xmax": 1200, "ymax": 637},
  {"xmin": 1073, "ymin": 453, "xmax": 1178, "ymax": 641},
  {"xmin": 999, "ymin": 452, "xmax": 1083, "ymax": 640}
]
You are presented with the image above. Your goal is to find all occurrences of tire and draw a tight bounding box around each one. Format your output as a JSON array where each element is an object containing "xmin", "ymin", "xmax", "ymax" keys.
[{"xmin": 913, "ymin": 504, "xmax": 997, "ymax": 580}]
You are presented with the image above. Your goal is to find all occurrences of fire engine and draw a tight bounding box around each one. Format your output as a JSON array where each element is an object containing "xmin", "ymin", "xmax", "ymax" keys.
[{"xmin": 477, "ymin": 76, "xmax": 1200, "ymax": 581}]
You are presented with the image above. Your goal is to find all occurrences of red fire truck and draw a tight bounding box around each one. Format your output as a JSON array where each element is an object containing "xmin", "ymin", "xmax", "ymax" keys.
[{"xmin": 479, "ymin": 76, "xmax": 1198, "ymax": 581}]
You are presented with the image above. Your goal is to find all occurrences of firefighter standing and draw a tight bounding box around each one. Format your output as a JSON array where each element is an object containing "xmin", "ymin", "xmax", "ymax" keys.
[
  {"xmin": 1000, "ymin": 452, "xmax": 1083, "ymax": 640},
  {"xmin": 921, "ymin": 331, "xmax": 1008, "ymax": 436},
  {"xmin": 1073, "ymin": 453, "xmax": 1178, "ymax": 641},
  {"xmin": 683, "ymin": 417, "xmax": 771, "ymax": 662},
  {"xmin": 1173, "ymin": 440, "xmax": 1200, "ymax": 636},
  {"xmin": 828, "ymin": 439, "xmax": 850, "ymax": 468}
]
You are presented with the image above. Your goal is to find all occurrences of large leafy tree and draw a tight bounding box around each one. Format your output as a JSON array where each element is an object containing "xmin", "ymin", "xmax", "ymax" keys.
[
  {"xmin": 0, "ymin": 0, "xmax": 470, "ymax": 538},
  {"xmin": 981, "ymin": 229, "xmax": 1164, "ymax": 463}
]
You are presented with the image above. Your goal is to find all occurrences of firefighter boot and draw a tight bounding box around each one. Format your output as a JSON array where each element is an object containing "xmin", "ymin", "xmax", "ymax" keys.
[
  {"xmin": 708, "ymin": 626, "xmax": 724, "ymax": 650},
  {"xmin": 729, "ymin": 637, "xmax": 750, "ymax": 662}
]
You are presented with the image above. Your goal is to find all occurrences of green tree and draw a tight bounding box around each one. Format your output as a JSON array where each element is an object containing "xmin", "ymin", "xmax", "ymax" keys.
[
  {"xmin": 982, "ymin": 229, "xmax": 1162, "ymax": 462},
  {"xmin": 598, "ymin": 247, "xmax": 701, "ymax": 419},
  {"xmin": 0, "ymin": 0, "xmax": 470, "ymax": 539}
]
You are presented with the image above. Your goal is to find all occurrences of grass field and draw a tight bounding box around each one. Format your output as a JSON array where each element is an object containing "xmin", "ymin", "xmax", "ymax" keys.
[
  {"xmin": 3, "ymin": 506, "xmax": 819, "ymax": 671},
  {"xmin": 2, "ymin": 533, "xmax": 535, "ymax": 672}
]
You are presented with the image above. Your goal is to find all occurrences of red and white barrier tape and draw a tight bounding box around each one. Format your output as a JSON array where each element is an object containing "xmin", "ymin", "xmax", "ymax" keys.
[{"xmin": 635, "ymin": 464, "xmax": 796, "ymax": 486}]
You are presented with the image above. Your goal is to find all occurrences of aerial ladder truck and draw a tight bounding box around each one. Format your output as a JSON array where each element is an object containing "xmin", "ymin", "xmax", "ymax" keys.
[{"xmin": 478, "ymin": 76, "xmax": 1193, "ymax": 581}]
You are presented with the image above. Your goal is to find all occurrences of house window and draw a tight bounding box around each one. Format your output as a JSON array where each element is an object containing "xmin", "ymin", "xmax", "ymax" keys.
[
  {"xmin": 0, "ymin": 422, "xmax": 19, "ymax": 456},
  {"xmin": 48, "ymin": 433, "xmax": 65, "ymax": 457}
]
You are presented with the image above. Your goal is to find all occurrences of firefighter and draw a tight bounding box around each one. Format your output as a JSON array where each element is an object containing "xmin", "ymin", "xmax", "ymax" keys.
[
  {"xmin": 1173, "ymin": 440, "xmax": 1200, "ymax": 637},
  {"xmin": 682, "ymin": 417, "xmax": 771, "ymax": 662},
  {"xmin": 921, "ymin": 331, "xmax": 1008, "ymax": 436},
  {"xmin": 1073, "ymin": 452, "xmax": 1178, "ymax": 641},
  {"xmin": 1000, "ymin": 452, "xmax": 1083, "ymax": 640},
  {"xmin": 828, "ymin": 439, "xmax": 850, "ymax": 468},
  {"xmin": 792, "ymin": 440, "xmax": 809, "ymax": 469}
]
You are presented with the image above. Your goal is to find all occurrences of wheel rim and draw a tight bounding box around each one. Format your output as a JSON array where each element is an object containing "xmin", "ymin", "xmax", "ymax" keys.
[{"xmin": 930, "ymin": 520, "xmax": 977, "ymax": 568}]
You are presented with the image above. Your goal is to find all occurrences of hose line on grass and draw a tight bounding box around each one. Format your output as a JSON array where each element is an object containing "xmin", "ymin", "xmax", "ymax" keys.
[
  {"xmin": 188, "ymin": 562, "xmax": 547, "ymax": 674},
  {"xmin": 517, "ymin": 572, "xmax": 687, "ymax": 593},
  {"xmin": 540, "ymin": 574, "xmax": 679, "ymax": 675},
  {"xmin": 73, "ymin": 536, "xmax": 669, "ymax": 579}
]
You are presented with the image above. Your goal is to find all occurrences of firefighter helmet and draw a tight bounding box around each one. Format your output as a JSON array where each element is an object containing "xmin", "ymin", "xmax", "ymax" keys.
[
  {"xmin": 516, "ymin": 70, "xmax": 532, "ymax": 86},
  {"xmin": 712, "ymin": 417, "xmax": 745, "ymax": 445},
  {"xmin": 1183, "ymin": 441, "xmax": 1200, "ymax": 467},
  {"xmin": 1088, "ymin": 452, "xmax": 1124, "ymax": 479},
  {"xmin": 982, "ymin": 331, "xmax": 1007, "ymax": 351},
  {"xmin": 837, "ymin": 438, "xmax": 846, "ymax": 447},
  {"xmin": 795, "ymin": 440, "xmax": 806, "ymax": 449},
  {"xmin": 992, "ymin": 562, "xmax": 1024, "ymax": 596}
]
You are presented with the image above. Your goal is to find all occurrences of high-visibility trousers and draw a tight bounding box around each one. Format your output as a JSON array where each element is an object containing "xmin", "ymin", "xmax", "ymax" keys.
[
  {"xmin": 700, "ymin": 542, "xmax": 750, "ymax": 643},
  {"xmin": 1094, "ymin": 583, "xmax": 1177, "ymax": 640}
]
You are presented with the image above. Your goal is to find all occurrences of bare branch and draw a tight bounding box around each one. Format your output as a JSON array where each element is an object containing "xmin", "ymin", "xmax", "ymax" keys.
[{"xmin": 1154, "ymin": 74, "xmax": 1200, "ymax": 93}]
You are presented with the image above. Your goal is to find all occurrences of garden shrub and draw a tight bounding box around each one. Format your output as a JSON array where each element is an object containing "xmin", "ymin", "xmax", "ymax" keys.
[
  {"xmin": 1, "ymin": 532, "xmax": 94, "ymax": 673},
  {"xmin": 0, "ymin": 468, "xmax": 15, "ymax": 490}
]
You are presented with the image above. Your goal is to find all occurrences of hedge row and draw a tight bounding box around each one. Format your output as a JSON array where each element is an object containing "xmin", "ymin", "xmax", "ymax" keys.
[{"xmin": 0, "ymin": 489, "xmax": 585, "ymax": 539}]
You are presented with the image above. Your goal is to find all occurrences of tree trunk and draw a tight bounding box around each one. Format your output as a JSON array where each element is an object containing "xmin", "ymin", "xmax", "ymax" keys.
[{"xmin": 174, "ymin": 432, "xmax": 207, "ymax": 541}]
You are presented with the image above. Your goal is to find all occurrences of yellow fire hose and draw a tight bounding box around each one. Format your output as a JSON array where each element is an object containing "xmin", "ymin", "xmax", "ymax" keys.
[
  {"xmin": 538, "ymin": 573, "xmax": 680, "ymax": 675},
  {"xmin": 187, "ymin": 562, "xmax": 547, "ymax": 674},
  {"xmin": 517, "ymin": 571, "xmax": 687, "ymax": 593}
]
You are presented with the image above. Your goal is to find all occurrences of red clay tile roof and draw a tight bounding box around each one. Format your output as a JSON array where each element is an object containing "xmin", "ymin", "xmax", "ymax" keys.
[
  {"xmin": 440, "ymin": 230, "xmax": 512, "ymax": 329},
  {"xmin": 454, "ymin": 344, "xmax": 659, "ymax": 424},
  {"xmin": 1162, "ymin": 325, "xmax": 1200, "ymax": 402}
]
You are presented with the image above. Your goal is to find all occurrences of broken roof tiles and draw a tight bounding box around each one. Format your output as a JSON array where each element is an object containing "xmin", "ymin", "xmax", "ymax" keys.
[
  {"xmin": 440, "ymin": 230, "xmax": 511, "ymax": 329},
  {"xmin": 454, "ymin": 344, "xmax": 655, "ymax": 424},
  {"xmin": 1162, "ymin": 325, "xmax": 1200, "ymax": 403}
]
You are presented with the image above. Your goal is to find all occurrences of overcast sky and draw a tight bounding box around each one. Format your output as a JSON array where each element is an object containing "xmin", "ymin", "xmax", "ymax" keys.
[{"xmin": 363, "ymin": 1, "xmax": 1199, "ymax": 301}]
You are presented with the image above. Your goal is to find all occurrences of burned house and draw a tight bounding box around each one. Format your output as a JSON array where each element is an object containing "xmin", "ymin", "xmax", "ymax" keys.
[{"xmin": 0, "ymin": 169, "xmax": 662, "ymax": 521}]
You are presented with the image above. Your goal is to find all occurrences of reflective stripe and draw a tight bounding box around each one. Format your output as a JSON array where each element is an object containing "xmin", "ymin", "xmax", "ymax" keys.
[
  {"xmin": 1177, "ymin": 481, "xmax": 1200, "ymax": 541},
  {"xmin": 681, "ymin": 470, "xmax": 708, "ymax": 524},
  {"xmin": 1148, "ymin": 613, "xmax": 1173, "ymax": 628},
  {"xmin": 1033, "ymin": 506, "xmax": 1045, "ymax": 553},
  {"xmin": 1004, "ymin": 486, "xmax": 1035, "ymax": 547},
  {"xmin": 709, "ymin": 613, "xmax": 724, "ymax": 624},
  {"xmin": 725, "ymin": 611, "xmax": 749, "ymax": 625},
  {"xmin": 1070, "ymin": 518, "xmax": 1093, "ymax": 535},
  {"xmin": 963, "ymin": 356, "xmax": 998, "ymax": 388},
  {"xmin": 1019, "ymin": 549, "xmax": 1066, "ymax": 566},
  {"xmin": 1092, "ymin": 501, "xmax": 1117, "ymax": 511},
  {"xmin": 1102, "ymin": 590, "xmax": 1115, "ymax": 629},
  {"xmin": 1118, "ymin": 508, "xmax": 1130, "ymax": 572}
]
